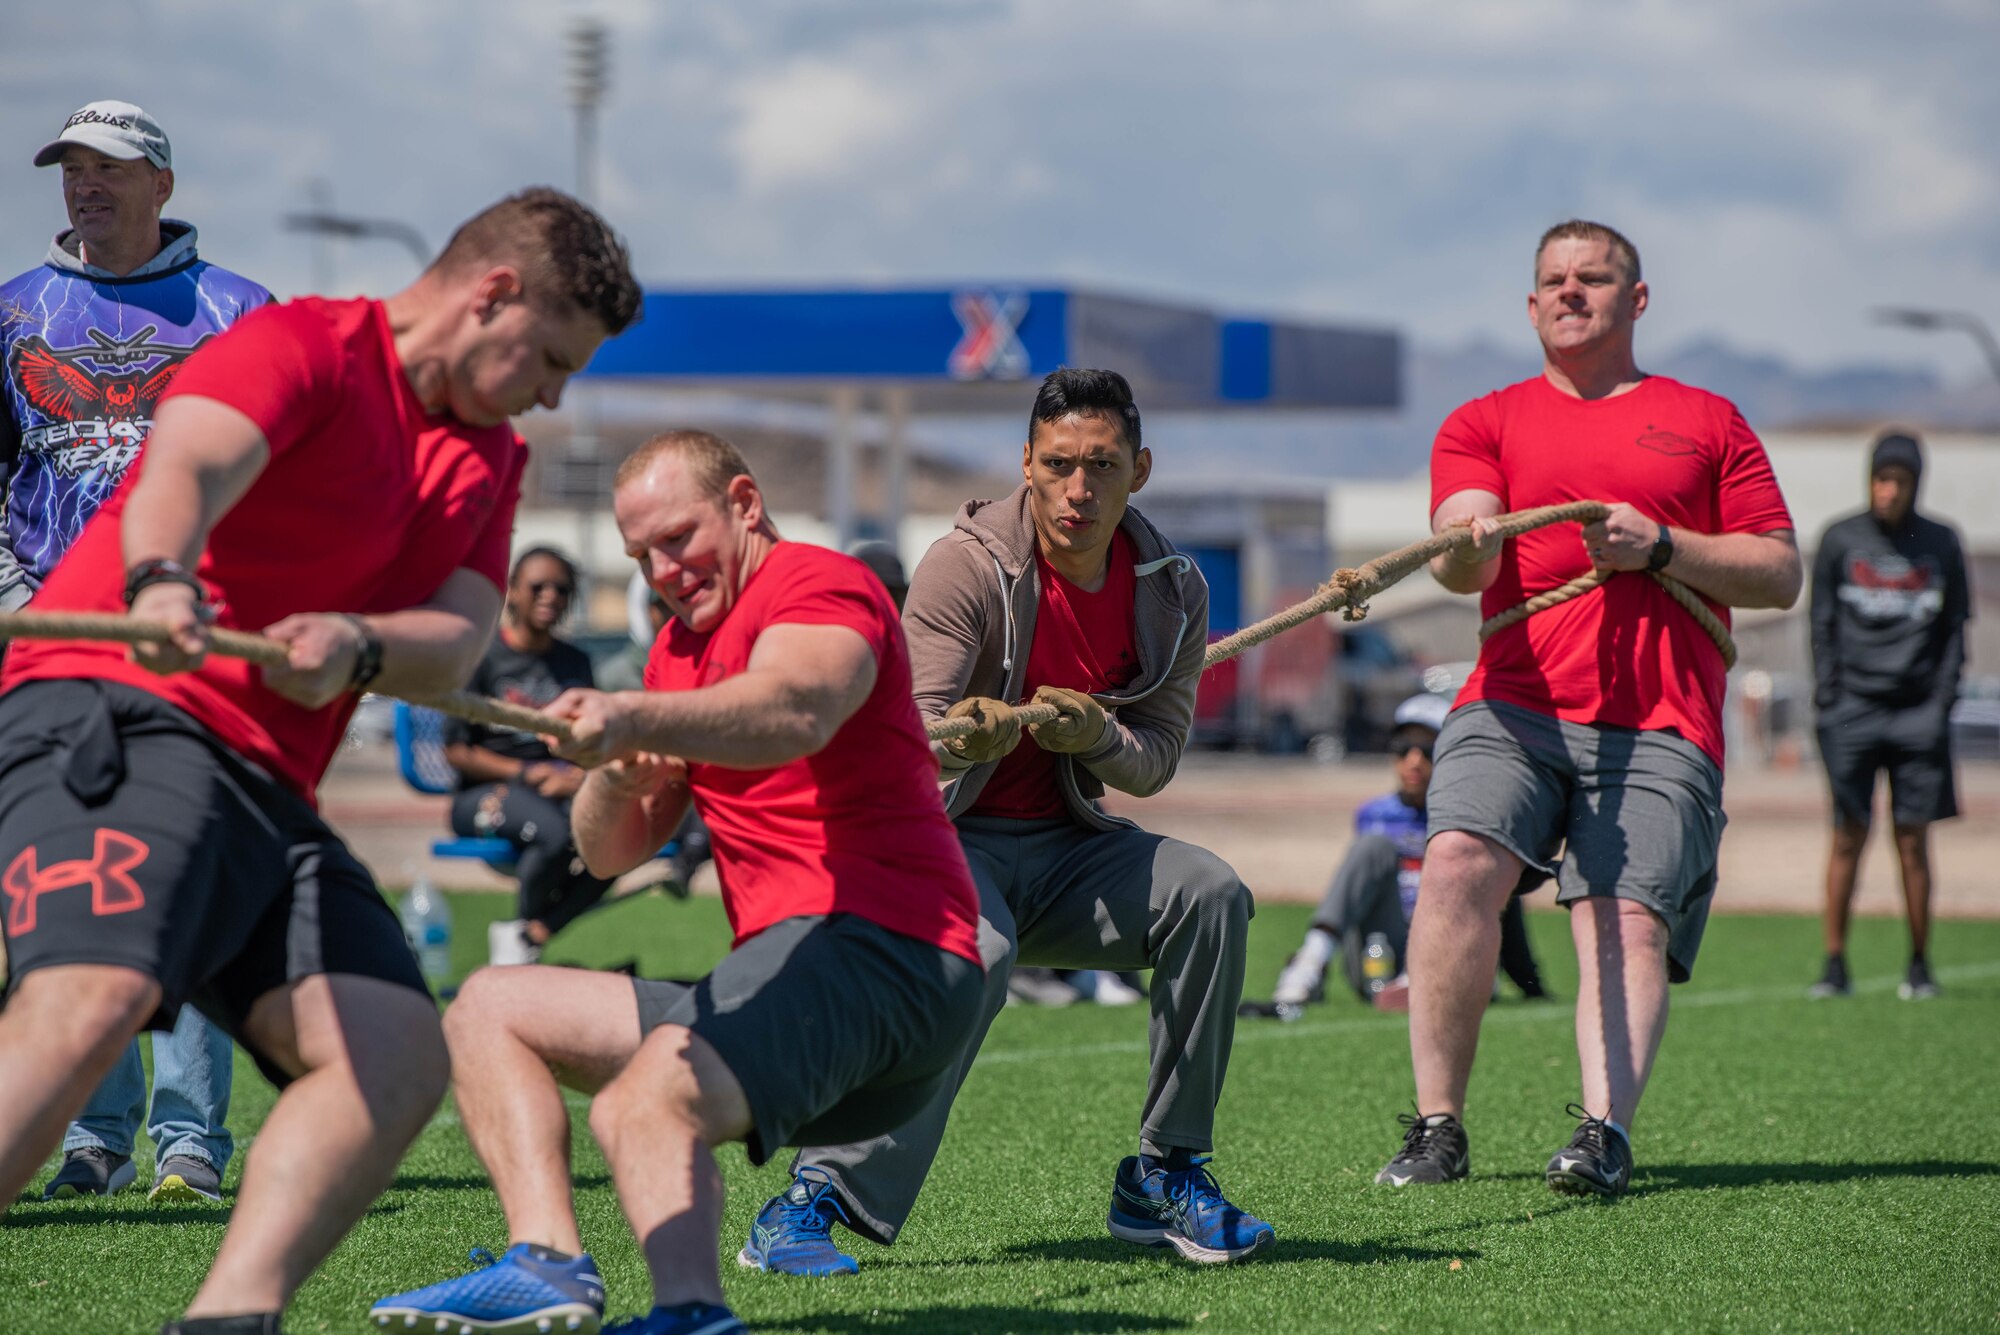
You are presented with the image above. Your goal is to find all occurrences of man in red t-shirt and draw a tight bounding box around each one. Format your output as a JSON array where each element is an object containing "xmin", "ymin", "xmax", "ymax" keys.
[
  {"xmin": 374, "ymin": 430, "xmax": 986, "ymax": 1335},
  {"xmin": 1376, "ymin": 221, "xmax": 1801, "ymax": 1201},
  {"xmin": 763, "ymin": 368, "xmax": 1272, "ymax": 1275},
  {"xmin": 0, "ymin": 187, "xmax": 641, "ymax": 1335}
]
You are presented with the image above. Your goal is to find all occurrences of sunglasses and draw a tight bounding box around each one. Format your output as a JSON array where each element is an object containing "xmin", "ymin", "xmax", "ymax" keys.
[
  {"xmin": 527, "ymin": 581, "xmax": 575, "ymax": 598},
  {"xmin": 1391, "ymin": 739, "xmax": 1435, "ymax": 761}
]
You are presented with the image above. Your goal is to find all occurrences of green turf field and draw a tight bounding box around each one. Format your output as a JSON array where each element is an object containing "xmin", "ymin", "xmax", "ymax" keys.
[{"xmin": 5, "ymin": 892, "xmax": 1997, "ymax": 1334}]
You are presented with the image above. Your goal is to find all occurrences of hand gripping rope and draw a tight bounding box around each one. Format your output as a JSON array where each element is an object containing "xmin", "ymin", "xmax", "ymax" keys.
[
  {"xmin": 926, "ymin": 499, "xmax": 1734, "ymax": 744},
  {"xmin": 0, "ymin": 611, "xmax": 576, "ymax": 742},
  {"xmin": 0, "ymin": 501, "xmax": 1733, "ymax": 750}
]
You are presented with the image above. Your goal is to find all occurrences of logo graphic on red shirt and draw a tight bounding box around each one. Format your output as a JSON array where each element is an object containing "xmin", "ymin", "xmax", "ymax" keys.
[
  {"xmin": 2, "ymin": 828, "xmax": 150, "ymax": 934},
  {"xmin": 1635, "ymin": 426, "xmax": 1698, "ymax": 456}
]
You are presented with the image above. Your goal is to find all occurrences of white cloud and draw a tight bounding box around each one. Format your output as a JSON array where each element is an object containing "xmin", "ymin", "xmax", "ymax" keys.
[{"xmin": 728, "ymin": 60, "xmax": 913, "ymax": 194}]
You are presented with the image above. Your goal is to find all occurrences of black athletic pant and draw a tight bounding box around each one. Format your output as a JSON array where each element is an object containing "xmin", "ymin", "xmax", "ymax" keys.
[{"xmin": 450, "ymin": 783, "xmax": 613, "ymax": 936}]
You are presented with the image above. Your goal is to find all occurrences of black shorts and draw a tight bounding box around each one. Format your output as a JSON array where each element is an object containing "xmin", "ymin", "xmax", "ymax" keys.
[
  {"xmin": 1816, "ymin": 697, "xmax": 1958, "ymax": 828},
  {"xmin": 634, "ymin": 913, "xmax": 983, "ymax": 1166},
  {"xmin": 0, "ymin": 679, "xmax": 429, "ymax": 1083}
]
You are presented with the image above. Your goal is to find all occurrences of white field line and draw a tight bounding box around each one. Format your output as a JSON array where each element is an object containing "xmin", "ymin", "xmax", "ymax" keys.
[{"xmin": 417, "ymin": 960, "xmax": 2000, "ymax": 1133}]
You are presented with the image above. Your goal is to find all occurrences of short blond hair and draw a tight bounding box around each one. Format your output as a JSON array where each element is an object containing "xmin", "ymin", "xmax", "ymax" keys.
[
  {"xmin": 1535, "ymin": 219, "xmax": 1642, "ymax": 286},
  {"xmin": 614, "ymin": 429, "xmax": 756, "ymax": 503}
]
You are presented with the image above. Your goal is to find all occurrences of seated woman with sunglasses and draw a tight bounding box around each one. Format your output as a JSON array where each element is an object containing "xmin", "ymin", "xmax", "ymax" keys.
[
  {"xmin": 443, "ymin": 547, "xmax": 615, "ymax": 963},
  {"xmin": 1242, "ymin": 693, "xmax": 1550, "ymax": 1016}
]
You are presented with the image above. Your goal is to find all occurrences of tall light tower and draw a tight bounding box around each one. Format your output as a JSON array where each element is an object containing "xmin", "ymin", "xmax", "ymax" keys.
[{"xmin": 565, "ymin": 17, "xmax": 609, "ymax": 606}]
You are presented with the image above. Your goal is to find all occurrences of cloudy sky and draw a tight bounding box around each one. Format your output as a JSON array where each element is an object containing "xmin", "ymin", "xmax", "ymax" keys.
[{"xmin": 3, "ymin": 0, "xmax": 1997, "ymax": 384}]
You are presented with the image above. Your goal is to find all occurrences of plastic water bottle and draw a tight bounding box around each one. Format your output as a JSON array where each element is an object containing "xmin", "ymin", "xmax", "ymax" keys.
[
  {"xmin": 1362, "ymin": 932, "xmax": 1396, "ymax": 996},
  {"xmin": 399, "ymin": 871, "xmax": 453, "ymax": 988}
]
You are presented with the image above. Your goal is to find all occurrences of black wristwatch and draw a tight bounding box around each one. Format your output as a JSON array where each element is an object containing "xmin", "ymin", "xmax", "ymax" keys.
[
  {"xmin": 123, "ymin": 558, "xmax": 208, "ymax": 608},
  {"xmin": 340, "ymin": 614, "xmax": 385, "ymax": 690},
  {"xmin": 1646, "ymin": 523, "xmax": 1675, "ymax": 573}
]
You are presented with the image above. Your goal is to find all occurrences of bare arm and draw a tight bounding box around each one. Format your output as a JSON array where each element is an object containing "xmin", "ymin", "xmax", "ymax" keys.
[
  {"xmin": 545, "ymin": 621, "xmax": 879, "ymax": 771},
  {"xmin": 571, "ymin": 754, "xmax": 693, "ymax": 878},
  {"xmin": 1583, "ymin": 503, "xmax": 1802, "ymax": 609},
  {"xmin": 121, "ymin": 396, "xmax": 274, "ymax": 668},
  {"xmin": 1428, "ymin": 488, "xmax": 1506, "ymax": 595}
]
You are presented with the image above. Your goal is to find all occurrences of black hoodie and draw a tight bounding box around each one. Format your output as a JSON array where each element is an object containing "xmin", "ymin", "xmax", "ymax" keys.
[{"xmin": 1809, "ymin": 453, "xmax": 1971, "ymax": 712}]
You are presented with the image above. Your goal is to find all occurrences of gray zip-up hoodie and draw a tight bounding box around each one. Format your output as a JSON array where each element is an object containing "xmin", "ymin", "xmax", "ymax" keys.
[{"xmin": 902, "ymin": 484, "xmax": 1209, "ymax": 830}]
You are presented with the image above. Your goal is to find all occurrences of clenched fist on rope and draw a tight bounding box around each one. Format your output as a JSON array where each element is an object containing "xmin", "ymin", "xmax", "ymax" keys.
[
  {"xmin": 1024, "ymin": 684, "xmax": 1107, "ymax": 753},
  {"xmin": 939, "ymin": 696, "xmax": 1022, "ymax": 763}
]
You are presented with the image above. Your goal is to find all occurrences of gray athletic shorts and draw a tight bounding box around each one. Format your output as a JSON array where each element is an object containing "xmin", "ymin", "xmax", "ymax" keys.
[
  {"xmin": 633, "ymin": 913, "xmax": 984, "ymax": 1165},
  {"xmin": 1425, "ymin": 700, "xmax": 1727, "ymax": 982}
]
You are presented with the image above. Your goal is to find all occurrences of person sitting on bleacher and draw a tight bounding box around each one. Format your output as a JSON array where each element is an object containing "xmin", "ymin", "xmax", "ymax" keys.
[{"xmin": 445, "ymin": 546, "xmax": 613, "ymax": 963}]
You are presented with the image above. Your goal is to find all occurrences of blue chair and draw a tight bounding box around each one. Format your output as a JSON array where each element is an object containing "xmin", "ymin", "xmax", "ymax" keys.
[
  {"xmin": 393, "ymin": 700, "xmax": 519, "ymax": 871},
  {"xmin": 391, "ymin": 700, "xmax": 681, "ymax": 874}
]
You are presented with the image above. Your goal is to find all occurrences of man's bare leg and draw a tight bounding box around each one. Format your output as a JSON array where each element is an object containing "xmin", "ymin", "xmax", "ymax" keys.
[
  {"xmin": 1892, "ymin": 823, "xmax": 1933, "ymax": 958},
  {"xmin": 1407, "ymin": 831, "xmax": 1523, "ymax": 1118},
  {"xmin": 1570, "ymin": 898, "xmax": 1670, "ymax": 1127},
  {"xmin": 0, "ymin": 964, "xmax": 158, "ymax": 1205},
  {"xmin": 1822, "ymin": 820, "xmax": 1868, "ymax": 958},
  {"xmin": 444, "ymin": 965, "xmax": 644, "ymax": 1254},
  {"xmin": 589, "ymin": 1024, "xmax": 752, "ymax": 1310},
  {"xmin": 184, "ymin": 975, "xmax": 448, "ymax": 1318}
]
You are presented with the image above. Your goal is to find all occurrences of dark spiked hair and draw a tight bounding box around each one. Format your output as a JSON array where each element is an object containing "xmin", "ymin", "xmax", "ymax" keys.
[
  {"xmin": 435, "ymin": 187, "xmax": 643, "ymax": 335},
  {"xmin": 1027, "ymin": 367, "xmax": 1142, "ymax": 454}
]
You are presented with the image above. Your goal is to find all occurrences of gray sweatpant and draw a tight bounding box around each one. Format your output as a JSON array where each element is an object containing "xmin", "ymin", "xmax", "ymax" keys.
[
  {"xmin": 1310, "ymin": 833, "xmax": 1409, "ymax": 1000},
  {"xmin": 793, "ymin": 815, "xmax": 1254, "ymax": 1245}
]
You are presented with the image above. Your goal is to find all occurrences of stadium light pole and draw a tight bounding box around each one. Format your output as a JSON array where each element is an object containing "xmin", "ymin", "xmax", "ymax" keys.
[
  {"xmin": 1872, "ymin": 307, "xmax": 2000, "ymax": 386},
  {"xmin": 566, "ymin": 16, "xmax": 610, "ymax": 610}
]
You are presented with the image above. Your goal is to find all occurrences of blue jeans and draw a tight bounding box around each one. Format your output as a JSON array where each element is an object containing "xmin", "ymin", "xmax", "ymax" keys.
[{"xmin": 62, "ymin": 1006, "xmax": 235, "ymax": 1170}]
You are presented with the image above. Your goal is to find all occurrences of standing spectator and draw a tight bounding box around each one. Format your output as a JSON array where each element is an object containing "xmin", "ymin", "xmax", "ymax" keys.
[
  {"xmin": 1380, "ymin": 220, "xmax": 1799, "ymax": 1199},
  {"xmin": 1, "ymin": 100, "xmax": 268, "ymax": 1204},
  {"xmin": 1808, "ymin": 431, "xmax": 1971, "ymax": 1000},
  {"xmin": 445, "ymin": 547, "xmax": 615, "ymax": 965}
]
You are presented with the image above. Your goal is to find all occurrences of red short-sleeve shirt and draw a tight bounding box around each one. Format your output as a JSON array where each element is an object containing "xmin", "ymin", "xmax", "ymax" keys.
[
  {"xmin": 3, "ymin": 298, "xmax": 526, "ymax": 797},
  {"xmin": 645, "ymin": 542, "xmax": 983, "ymax": 964},
  {"xmin": 1430, "ymin": 374, "xmax": 1792, "ymax": 765}
]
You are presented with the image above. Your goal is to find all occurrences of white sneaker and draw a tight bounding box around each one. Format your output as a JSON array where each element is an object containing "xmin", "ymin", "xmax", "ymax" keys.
[
  {"xmin": 1091, "ymin": 971, "xmax": 1145, "ymax": 1006},
  {"xmin": 487, "ymin": 919, "xmax": 542, "ymax": 966}
]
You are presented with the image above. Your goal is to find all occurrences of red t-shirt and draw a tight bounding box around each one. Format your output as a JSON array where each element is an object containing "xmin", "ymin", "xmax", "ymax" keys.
[
  {"xmin": 644, "ymin": 541, "xmax": 982, "ymax": 965},
  {"xmin": 969, "ymin": 530, "xmax": 1142, "ymax": 819},
  {"xmin": 1430, "ymin": 374, "xmax": 1792, "ymax": 765},
  {"xmin": 3, "ymin": 298, "xmax": 525, "ymax": 798}
]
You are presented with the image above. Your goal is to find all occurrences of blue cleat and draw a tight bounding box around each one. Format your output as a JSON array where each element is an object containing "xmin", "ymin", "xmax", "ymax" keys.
[
  {"xmin": 603, "ymin": 1304, "xmax": 746, "ymax": 1335},
  {"xmin": 1106, "ymin": 1155, "xmax": 1275, "ymax": 1263},
  {"xmin": 737, "ymin": 1167, "xmax": 860, "ymax": 1277},
  {"xmin": 370, "ymin": 1243, "xmax": 605, "ymax": 1334}
]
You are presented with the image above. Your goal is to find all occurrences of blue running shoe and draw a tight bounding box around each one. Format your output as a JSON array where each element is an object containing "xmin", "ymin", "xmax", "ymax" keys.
[
  {"xmin": 370, "ymin": 1243, "xmax": 605, "ymax": 1333},
  {"xmin": 603, "ymin": 1303, "xmax": 746, "ymax": 1335},
  {"xmin": 1107, "ymin": 1155, "xmax": 1275, "ymax": 1263},
  {"xmin": 737, "ymin": 1168, "xmax": 859, "ymax": 1277}
]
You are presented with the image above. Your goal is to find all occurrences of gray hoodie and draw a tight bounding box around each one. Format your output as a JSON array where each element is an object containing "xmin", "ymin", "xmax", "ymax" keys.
[{"xmin": 902, "ymin": 484, "xmax": 1210, "ymax": 831}]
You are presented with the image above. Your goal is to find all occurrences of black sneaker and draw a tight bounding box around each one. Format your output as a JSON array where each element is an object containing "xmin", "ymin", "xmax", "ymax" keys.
[
  {"xmin": 1807, "ymin": 954, "xmax": 1850, "ymax": 999},
  {"xmin": 1235, "ymin": 998, "xmax": 1306, "ymax": 1022},
  {"xmin": 43, "ymin": 1145, "xmax": 137, "ymax": 1199},
  {"xmin": 1898, "ymin": 957, "xmax": 1940, "ymax": 1000},
  {"xmin": 1545, "ymin": 1104, "xmax": 1634, "ymax": 1198},
  {"xmin": 1375, "ymin": 1111, "xmax": 1469, "ymax": 1186},
  {"xmin": 150, "ymin": 1154, "xmax": 223, "ymax": 1204}
]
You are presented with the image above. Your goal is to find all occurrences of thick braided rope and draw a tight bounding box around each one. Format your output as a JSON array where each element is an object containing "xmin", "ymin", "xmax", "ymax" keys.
[
  {"xmin": 1478, "ymin": 568, "xmax": 1737, "ymax": 668},
  {"xmin": 0, "ymin": 612, "xmax": 575, "ymax": 741},
  {"xmin": 929, "ymin": 499, "xmax": 1631, "ymax": 744}
]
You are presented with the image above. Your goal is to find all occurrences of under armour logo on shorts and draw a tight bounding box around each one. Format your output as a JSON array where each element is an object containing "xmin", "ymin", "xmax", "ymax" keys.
[{"xmin": 3, "ymin": 829, "xmax": 150, "ymax": 935}]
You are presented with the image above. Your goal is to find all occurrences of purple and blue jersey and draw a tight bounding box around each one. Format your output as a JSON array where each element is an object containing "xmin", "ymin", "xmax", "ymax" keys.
[
  {"xmin": 0, "ymin": 221, "xmax": 268, "ymax": 602},
  {"xmin": 1354, "ymin": 792, "xmax": 1427, "ymax": 921}
]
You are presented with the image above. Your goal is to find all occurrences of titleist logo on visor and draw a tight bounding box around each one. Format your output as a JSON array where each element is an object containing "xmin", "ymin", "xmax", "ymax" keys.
[{"xmin": 64, "ymin": 109, "xmax": 138, "ymax": 132}]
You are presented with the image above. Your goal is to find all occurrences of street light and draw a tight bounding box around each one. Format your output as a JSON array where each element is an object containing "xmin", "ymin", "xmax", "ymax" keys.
[
  {"xmin": 1872, "ymin": 307, "xmax": 2000, "ymax": 386},
  {"xmin": 282, "ymin": 210, "xmax": 432, "ymax": 271},
  {"xmin": 568, "ymin": 18, "xmax": 608, "ymax": 203}
]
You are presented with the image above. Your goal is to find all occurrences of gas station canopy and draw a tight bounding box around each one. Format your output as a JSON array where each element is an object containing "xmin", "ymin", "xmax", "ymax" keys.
[{"xmin": 582, "ymin": 285, "xmax": 1400, "ymax": 412}]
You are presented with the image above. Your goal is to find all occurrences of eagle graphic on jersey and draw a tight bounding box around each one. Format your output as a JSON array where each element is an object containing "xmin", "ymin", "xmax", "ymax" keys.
[{"xmin": 7, "ymin": 328, "xmax": 206, "ymax": 477}]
